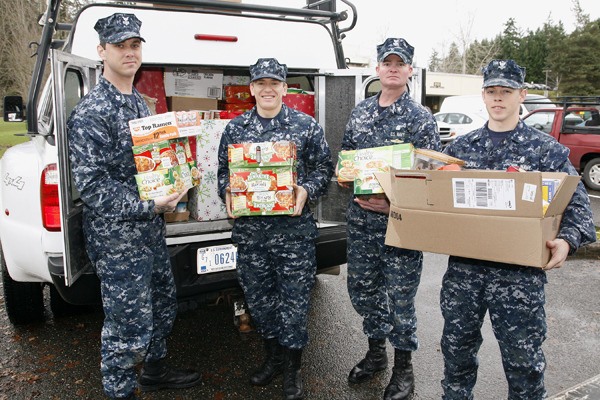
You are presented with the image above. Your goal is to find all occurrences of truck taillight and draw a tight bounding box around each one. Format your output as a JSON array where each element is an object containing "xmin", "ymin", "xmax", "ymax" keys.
[{"xmin": 41, "ymin": 164, "xmax": 61, "ymax": 232}]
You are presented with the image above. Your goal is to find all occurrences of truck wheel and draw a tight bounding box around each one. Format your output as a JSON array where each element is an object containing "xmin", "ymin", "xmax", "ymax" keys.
[
  {"xmin": 49, "ymin": 285, "xmax": 95, "ymax": 318},
  {"xmin": 1, "ymin": 248, "xmax": 45, "ymax": 325},
  {"xmin": 583, "ymin": 157, "xmax": 600, "ymax": 191}
]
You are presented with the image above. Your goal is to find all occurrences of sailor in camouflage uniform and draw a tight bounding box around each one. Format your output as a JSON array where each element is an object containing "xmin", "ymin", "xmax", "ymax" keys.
[
  {"xmin": 441, "ymin": 60, "xmax": 596, "ymax": 400},
  {"xmin": 67, "ymin": 13, "xmax": 200, "ymax": 400},
  {"xmin": 339, "ymin": 38, "xmax": 441, "ymax": 400},
  {"xmin": 217, "ymin": 58, "xmax": 333, "ymax": 400}
]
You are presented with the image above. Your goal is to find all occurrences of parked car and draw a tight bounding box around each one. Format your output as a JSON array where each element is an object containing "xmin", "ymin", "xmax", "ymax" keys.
[{"xmin": 434, "ymin": 111, "xmax": 486, "ymax": 143}]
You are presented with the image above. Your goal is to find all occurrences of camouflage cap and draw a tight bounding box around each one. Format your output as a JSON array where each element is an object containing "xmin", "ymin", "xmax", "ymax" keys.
[
  {"xmin": 376, "ymin": 38, "xmax": 414, "ymax": 64},
  {"xmin": 94, "ymin": 13, "xmax": 145, "ymax": 44},
  {"xmin": 249, "ymin": 58, "xmax": 287, "ymax": 82},
  {"xmin": 482, "ymin": 59, "xmax": 526, "ymax": 89}
]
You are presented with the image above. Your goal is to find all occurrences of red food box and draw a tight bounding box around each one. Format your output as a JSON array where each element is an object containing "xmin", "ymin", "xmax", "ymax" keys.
[
  {"xmin": 224, "ymin": 85, "xmax": 255, "ymax": 104},
  {"xmin": 229, "ymin": 166, "xmax": 297, "ymax": 193},
  {"xmin": 228, "ymin": 141, "xmax": 296, "ymax": 167},
  {"xmin": 231, "ymin": 190, "xmax": 295, "ymax": 216}
]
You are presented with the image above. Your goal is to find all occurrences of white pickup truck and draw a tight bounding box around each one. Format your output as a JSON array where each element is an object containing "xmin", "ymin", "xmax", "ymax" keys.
[{"xmin": 1, "ymin": 0, "xmax": 426, "ymax": 325}]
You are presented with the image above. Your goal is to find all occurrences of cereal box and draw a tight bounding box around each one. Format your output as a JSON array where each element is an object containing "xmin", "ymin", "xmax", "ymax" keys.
[
  {"xmin": 337, "ymin": 143, "xmax": 414, "ymax": 194},
  {"xmin": 228, "ymin": 141, "xmax": 296, "ymax": 167},
  {"xmin": 231, "ymin": 190, "xmax": 295, "ymax": 216},
  {"xmin": 229, "ymin": 166, "xmax": 296, "ymax": 193},
  {"xmin": 129, "ymin": 111, "xmax": 203, "ymax": 146}
]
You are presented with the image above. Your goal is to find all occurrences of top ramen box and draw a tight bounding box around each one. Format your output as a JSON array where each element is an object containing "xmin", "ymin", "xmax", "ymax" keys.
[
  {"xmin": 129, "ymin": 111, "xmax": 203, "ymax": 146},
  {"xmin": 228, "ymin": 141, "xmax": 296, "ymax": 167},
  {"xmin": 337, "ymin": 143, "xmax": 414, "ymax": 195}
]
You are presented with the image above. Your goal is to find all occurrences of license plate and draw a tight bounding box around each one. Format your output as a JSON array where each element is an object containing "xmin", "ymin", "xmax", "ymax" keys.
[{"xmin": 197, "ymin": 244, "xmax": 237, "ymax": 274}]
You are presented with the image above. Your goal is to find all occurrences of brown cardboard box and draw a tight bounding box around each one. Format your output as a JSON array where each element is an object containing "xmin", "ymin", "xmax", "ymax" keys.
[
  {"xmin": 167, "ymin": 97, "xmax": 219, "ymax": 112},
  {"xmin": 164, "ymin": 211, "xmax": 190, "ymax": 223},
  {"xmin": 376, "ymin": 168, "xmax": 580, "ymax": 268}
]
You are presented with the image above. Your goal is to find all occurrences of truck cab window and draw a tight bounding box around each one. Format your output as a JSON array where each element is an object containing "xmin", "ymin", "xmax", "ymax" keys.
[{"xmin": 65, "ymin": 69, "xmax": 84, "ymax": 118}]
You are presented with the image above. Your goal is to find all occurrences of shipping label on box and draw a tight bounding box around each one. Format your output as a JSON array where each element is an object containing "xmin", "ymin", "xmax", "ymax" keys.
[
  {"xmin": 231, "ymin": 190, "xmax": 295, "ymax": 216},
  {"xmin": 228, "ymin": 141, "xmax": 297, "ymax": 167},
  {"xmin": 129, "ymin": 111, "xmax": 203, "ymax": 146},
  {"xmin": 188, "ymin": 120, "xmax": 231, "ymax": 221},
  {"xmin": 229, "ymin": 166, "xmax": 296, "ymax": 193},
  {"xmin": 451, "ymin": 178, "xmax": 516, "ymax": 210},
  {"xmin": 337, "ymin": 144, "xmax": 414, "ymax": 194},
  {"xmin": 164, "ymin": 68, "xmax": 223, "ymax": 99}
]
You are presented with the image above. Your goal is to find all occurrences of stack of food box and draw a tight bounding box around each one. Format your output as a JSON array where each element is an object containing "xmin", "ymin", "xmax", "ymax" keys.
[
  {"xmin": 129, "ymin": 111, "xmax": 203, "ymax": 222},
  {"xmin": 227, "ymin": 141, "xmax": 297, "ymax": 216},
  {"xmin": 221, "ymin": 83, "xmax": 255, "ymax": 116}
]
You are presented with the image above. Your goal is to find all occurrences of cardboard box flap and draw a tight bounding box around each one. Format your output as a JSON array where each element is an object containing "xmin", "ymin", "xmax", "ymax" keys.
[
  {"xmin": 544, "ymin": 174, "xmax": 580, "ymax": 216},
  {"xmin": 385, "ymin": 168, "xmax": 577, "ymax": 218},
  {"xmin": 374, "ymin": 171, "xmax": 393, "ymax": 202}
]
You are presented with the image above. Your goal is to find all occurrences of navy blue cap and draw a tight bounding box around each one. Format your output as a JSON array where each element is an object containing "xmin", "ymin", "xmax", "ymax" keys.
[
  {"xmin": 377, "ymin": 38, "xmax": 414, "ymax": 64},
  {"xmin": 94, "ymin": 13, "xmax": 145, "ymax": 44},
  {"xmin": 249, "ymin": 58, "xmax": 287, "ymax": 82},
  {"xmin": 482, "ymin": 59, "xmax": 526, "ymax": 89}
]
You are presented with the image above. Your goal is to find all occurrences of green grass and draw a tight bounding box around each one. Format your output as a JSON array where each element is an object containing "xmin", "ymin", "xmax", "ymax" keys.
[{"xmin": 0, "ymin": 120, "xmax": 29, "ymax": 158}]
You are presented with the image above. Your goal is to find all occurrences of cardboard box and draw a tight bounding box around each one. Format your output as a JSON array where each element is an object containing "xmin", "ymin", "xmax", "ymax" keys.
[
  {"xmin": 337, "ymin": 144, "xmax": 414, "ymax": 194},
  {"xmin": 376, "ymin": 168, "xmax": 580, "ymax": 268},
  {"xmin": 167, "ymin": 96, "xmax": 219, "ymax": 112},
  {"xmin": 164, "ymin": 68, "xmax": 223, "ymax": 99},
  {"xmin": 164, "ymin": 211, "xmax": 190, "ymax": 223}
]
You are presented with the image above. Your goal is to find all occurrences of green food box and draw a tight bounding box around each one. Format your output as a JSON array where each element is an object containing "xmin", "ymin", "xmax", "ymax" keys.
[{"xmin": 337, "ymin": 143, "xmax": 414, "ymax": 194}]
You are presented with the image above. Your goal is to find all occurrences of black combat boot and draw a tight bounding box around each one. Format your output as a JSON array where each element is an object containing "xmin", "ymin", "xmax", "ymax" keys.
[
  {"xmin": 383, "ymin": 349, "xmax": 414, "ymax": 400},
  {"xmin": 283, "ymin": 348, "xmax": 304, "ymax": 400},
  {"xmin": 348, "ymin": 338, "xmax": 388, "ymax": 384},
  {"xmin": 250, "ymin": 338, "xmax": 284, "ymax": 386},
  {"xmin": 138, "ymin": 359, "xmax": 201, "ymax": 392}
]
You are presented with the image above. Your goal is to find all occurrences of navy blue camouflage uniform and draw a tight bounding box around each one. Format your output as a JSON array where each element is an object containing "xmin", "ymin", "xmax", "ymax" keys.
[
  {"xmin": 217, "ymin": 104, "xmax": 333, "ymax": 349},
  {"xmin": 68, "ymin": 76, "xmax": 177, "ymax": 398},
  {"xmin": 440, "ymin": 60, "xmax": 596, "ymax": 400},
  {"xmin": 342, "ymin": 90, "xmax": 441, "ymax": 351}
]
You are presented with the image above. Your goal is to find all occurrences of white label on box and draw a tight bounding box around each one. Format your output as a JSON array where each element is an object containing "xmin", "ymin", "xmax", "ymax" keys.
[
  {"xmin": 452, "ymin": 178, "xmax": 516, "ymax": 210},
  {"xmin": 197, "ymin": 244, "xmax": 237, "ymax": 274},
  {"xmin": 522, "ymin": 183, "xmax": 537, "ymax": 203},
  {"xmin": 165, "ymin": 68, "xmax": 224, "ymax": 99}
]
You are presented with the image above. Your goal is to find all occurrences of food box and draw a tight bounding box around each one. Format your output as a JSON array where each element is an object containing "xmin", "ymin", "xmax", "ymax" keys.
[
  {"xmin": 129, "ymin": 111, "xmax": 203, "ymax": 146},
  {"xmin": 375, "ymin": 168, "xmax": 581, "ymax": 268},
  {"xmin": 224, "ymin": 85, "xmax": 255, "ymax": 104},
  {"xmin": 231, "ymin": 190, "xmax": 295, "ymax": 216},
  {"xmin": 135, "ymin": 161, "xmax": 199, "ymax": 200},
  {"xmin": 164, "ymin": 68, "xmax": 223, "ymax": 99},
  {"xmin": 228, "ymin": 141, "xmax": 296, "ymax": 167},
  {"xmin": 229, "ymin": 166, "xmax": 296, "ymax": 193},
  {"xmin": 337, "ymin": 143, "xmax": 414, "ymax": 194},
  {"xmin": 132, "ymin": 137, "xmax": 194, "ymax": 173},
  {"xmin": 222, "ymin": 102, "xmax": 255, "ymax": 112},
  {"xmin": 412, "ymin": 148, "xmax": 465, "ymax": 170}
]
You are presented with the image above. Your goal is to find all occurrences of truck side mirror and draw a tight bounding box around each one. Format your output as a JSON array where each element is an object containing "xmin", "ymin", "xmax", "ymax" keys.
[{"xmin": 3, "ymin": 96, "xmax": 25, "ymax": 122}]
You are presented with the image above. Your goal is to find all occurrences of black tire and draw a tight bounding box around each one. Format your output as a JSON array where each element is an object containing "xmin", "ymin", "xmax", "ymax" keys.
[
  {"xmin": 1, "ymin": 246, "xmax": 45, "ymax": 325},
  {"xmin": 583, "ymin": 157, "xmax": 600, "ymax": 191},
  {"xmin": 49, "ymin": 284, "xmax": 96, "ymax": 318}
]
